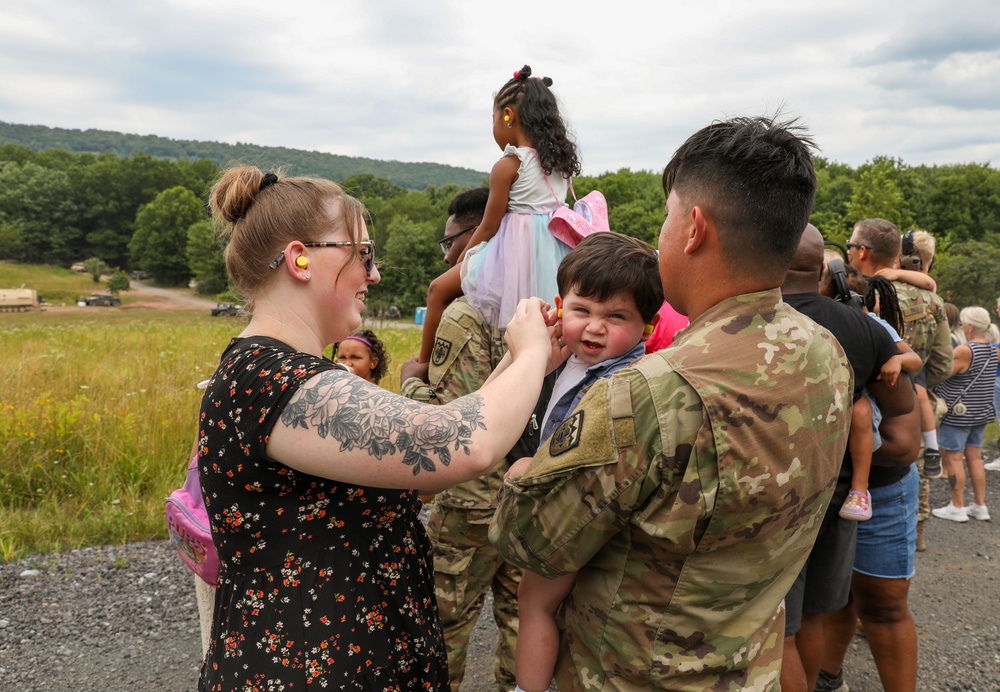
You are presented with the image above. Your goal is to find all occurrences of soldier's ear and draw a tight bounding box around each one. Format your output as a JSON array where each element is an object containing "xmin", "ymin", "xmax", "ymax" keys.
[{"xmin": 684, "ymin": 206, "xmax": 709, "ymax": 256}]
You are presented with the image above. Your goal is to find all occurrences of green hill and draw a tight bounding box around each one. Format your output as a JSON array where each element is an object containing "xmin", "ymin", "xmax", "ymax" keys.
[{"xmin": 0, "ymin": 120, "xmax": 487, "ymax": 191}]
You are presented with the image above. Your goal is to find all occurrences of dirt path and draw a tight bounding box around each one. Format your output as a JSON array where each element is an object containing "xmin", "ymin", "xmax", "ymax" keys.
[{"xmin": 125, "ymin": 281, "xmax": 219, "ymax": 310}]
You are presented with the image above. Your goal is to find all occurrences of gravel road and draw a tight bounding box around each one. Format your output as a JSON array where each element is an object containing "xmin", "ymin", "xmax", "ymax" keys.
[
  {"xmin": 1, "ymin": 472, "xmax": 998, "ymax": 691},
  {"xmin": 126, "ymin": 281, "xmax": 219, "ymax": 310}
]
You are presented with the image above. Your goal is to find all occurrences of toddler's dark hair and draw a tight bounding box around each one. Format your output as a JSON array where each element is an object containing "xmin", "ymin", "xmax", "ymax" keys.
[{"xmin": 495, "ymin": 65, "xmax": 581, "ymax": 178}]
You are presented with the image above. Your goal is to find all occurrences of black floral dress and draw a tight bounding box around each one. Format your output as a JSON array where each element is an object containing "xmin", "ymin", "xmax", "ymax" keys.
[{"xmin": 197, "ymin": 337, "xmax": 448, "ymax": 691}]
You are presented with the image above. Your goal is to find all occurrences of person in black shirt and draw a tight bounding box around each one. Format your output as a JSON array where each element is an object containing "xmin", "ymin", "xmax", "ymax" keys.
[{"xmin": 779, "ymin": 225, "xmax": 916, "ymax": 692}]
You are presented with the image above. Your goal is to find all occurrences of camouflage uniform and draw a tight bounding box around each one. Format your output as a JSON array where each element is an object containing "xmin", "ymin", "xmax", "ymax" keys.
[
  {"xmin": 400, "ymin": 297, "xmax": 519, "ymax": 692},
  {"xmin": 490, "ymin": 289, "xmax": 853, "ymax": 691},
  {"xmin": 893, "ymin": 280, "xmax": 953, "ymax": 521}
]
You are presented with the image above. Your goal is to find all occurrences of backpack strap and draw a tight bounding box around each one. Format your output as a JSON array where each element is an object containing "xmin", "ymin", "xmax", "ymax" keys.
[{"xmin": 530, "ymin": 148, "xmax": 573, "ymax": 205}]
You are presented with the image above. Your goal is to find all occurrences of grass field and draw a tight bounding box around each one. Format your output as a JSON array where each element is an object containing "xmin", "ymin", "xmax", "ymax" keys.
[
  {"xmin": 0, "ymin": 287, "xmax": 422, "ymax": 561},
  {"xmin": 0, "ymin": 262, "xmax": 117, "ymax": 306}
]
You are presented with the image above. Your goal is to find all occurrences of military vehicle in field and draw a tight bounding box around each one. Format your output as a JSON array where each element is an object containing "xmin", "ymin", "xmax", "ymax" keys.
[
  {"xmin": 211, "ymin": 302, "xmax": 241, "ymax": 316},
  {"xmin": 81, "ymin": 294, "xmax": 121, "ymax": 307}
]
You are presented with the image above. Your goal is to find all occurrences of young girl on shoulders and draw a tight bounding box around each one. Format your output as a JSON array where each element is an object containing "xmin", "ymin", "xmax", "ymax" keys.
[{"xmin": 418, "ymin": 65, "xmax": 582, "ymax": 363}]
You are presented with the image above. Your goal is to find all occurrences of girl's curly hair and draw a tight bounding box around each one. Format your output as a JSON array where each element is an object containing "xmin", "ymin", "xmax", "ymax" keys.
[{"xmin": 494, "ymin": 65, "xmax": 581, "ymax": 178}]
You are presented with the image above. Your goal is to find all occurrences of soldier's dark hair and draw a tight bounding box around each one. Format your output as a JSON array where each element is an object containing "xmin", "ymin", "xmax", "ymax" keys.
[
  {"xmin": 865, "ymin": 274, "xmax": 904, "ymax": 335},
  {"xmin": 662, "ymin": 115, "xmax": 817, "ymax": 275},
  {"xmin": 853, "ymin": 218, "xmax": 901, "ymax": 265},
  {"xmin": 447, "ymin": 187, "xmax": 489, "ymax": 228},
  {"xmin": 495, "ymin": 65, "xmax": 581, "ymax": 178},
  {"xmin": 557, "ymin": 232, "xmax": 664, "ymax": 322}
]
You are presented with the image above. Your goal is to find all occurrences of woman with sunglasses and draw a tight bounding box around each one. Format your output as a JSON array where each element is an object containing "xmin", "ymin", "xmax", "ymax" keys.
[{"xmin": 197, "ymin": 166, "xmax": 552, "ymax": 691}]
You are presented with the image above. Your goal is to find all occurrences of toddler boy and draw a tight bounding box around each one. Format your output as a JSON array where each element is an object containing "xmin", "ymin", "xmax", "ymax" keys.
[{"xmin": 503, "ymin": 231, "xmax": 663, "ymax": 692}]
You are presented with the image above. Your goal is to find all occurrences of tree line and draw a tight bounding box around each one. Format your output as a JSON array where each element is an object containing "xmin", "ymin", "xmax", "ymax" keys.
[
  {"xmin": 0, "ymin": 142, "xmax": 998, "ymax": 311},
  {"xmin": 0, "ymin": 121, "xmax": 486, "ymax": 191}
]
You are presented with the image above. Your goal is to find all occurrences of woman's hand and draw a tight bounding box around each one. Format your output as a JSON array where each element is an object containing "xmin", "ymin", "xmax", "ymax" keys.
[{"xmin": 504, "ymin": 297, "xmax": 554, "ymax": 363}]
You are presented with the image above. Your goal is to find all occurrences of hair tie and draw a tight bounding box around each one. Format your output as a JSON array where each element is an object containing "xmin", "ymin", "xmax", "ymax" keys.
[
  {"xmin": 513, "ymin": 70, "xmax": 520, "ymax": 79},
  {"xmin": 340, "ymin": 335, "xmax": 373, "ymax": 349},
  {"xmin": 259, "ymin": 172, "xmax": 279, "ymax": 192}
]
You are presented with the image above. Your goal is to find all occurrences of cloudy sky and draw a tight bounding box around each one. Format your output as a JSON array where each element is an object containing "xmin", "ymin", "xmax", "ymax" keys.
[{"xmin": 2, "ymin": 0, "xmax": 998, "ymax": 176}]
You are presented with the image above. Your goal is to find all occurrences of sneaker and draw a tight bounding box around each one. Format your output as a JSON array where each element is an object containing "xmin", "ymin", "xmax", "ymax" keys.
[
  {"xmin": 815, "ymin": 667, "xmax": 850, "ymax": 692},
  {"xmin": 932, "ymin": 503, "xmax": 969, "ymax": 523},
  {"xmin": 984, "ymin": 458, "xmax": 1000, "ymax": 471},
  {"xmin": 922, "ymin": 448, "xmax": 942, "ymax": 478},
  {"xmin": 839, "ymin": 490, "xmax": 872, "ymax": 521},
  {"xmin": 967, "ymin": 504, "xmax": 991, "ymax": 521}
]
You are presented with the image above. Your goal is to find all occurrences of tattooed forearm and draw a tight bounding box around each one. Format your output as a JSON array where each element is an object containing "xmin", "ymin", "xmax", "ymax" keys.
[{"xmin": 281, "ymin": 370, "xmax": 486, "ymax": 474}]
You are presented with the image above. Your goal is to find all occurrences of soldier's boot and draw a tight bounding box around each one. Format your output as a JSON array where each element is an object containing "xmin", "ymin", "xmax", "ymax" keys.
[{"xmin": 916, "ymin": 519, "xmax": 927, "ymax": 552}]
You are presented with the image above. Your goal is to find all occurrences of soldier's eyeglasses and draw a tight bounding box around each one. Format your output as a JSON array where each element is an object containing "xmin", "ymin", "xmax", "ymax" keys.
[{"xmin": 438, "ymin": 226, "xmax": 477, "ymax": 256}]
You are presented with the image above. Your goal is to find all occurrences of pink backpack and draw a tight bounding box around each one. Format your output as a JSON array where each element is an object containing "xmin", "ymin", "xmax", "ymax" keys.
[
  {"xmin": 549, "ymin": 188, "xmax": 610, "ymax": 247},
  {"xmin": 533, "ymin": 150, "xmax": 610, "ymax": 247},
  {"xmin": 165, "ymin": 452, "xmax": 219, "ymax": 586}
]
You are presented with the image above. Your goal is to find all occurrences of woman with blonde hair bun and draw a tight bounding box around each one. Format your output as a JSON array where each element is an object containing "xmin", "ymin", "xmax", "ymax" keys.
[
  {"xmin": 931, "ymin": 306, "xmax": 996, "ymax": 523},
  {"xmin": 196, "ymin": 165, "xmax": 553, "ymax": 690}
]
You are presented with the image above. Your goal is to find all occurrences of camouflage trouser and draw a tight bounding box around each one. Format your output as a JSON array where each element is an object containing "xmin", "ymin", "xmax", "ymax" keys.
[
  {"xmin": 426, "ymin": 504, "xmax": 521, "ymax": 692},
  {"xmin": 917, "ymin": 456, "xmax": 930, "ymax": 521}
]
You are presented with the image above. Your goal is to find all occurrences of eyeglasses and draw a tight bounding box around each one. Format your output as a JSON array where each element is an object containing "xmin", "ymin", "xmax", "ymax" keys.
[
  {"xmin": 438, "ymin": 225, "xmax": 477, "ymax": 256},
  {"xmin": 269, "ymin": 240, "xmax": 376, "ymax": 276},
  {"xmin": 845, "ymin": 242, "xmax": 869, "ymax": 252}
]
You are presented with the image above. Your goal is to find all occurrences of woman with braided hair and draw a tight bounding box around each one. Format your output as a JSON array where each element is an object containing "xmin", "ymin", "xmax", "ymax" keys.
[{"xmin": 417, "ymin": 65, "xmax": 582, "ymax": 364}]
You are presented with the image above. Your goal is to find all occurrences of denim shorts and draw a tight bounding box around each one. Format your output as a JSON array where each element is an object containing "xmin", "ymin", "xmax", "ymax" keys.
[
  {"xmin": 854, "ymin": 465, "xmax": 918, "ymax": 580},
  {"xmin": 939, "ymin": 422, "xmax": 986, "ymax": 451}
]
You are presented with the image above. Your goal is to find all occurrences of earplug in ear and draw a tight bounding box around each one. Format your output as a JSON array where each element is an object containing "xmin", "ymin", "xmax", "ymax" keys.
[
  {"xmin": 643, "ymin": 324, "xmax": 655, "ymax": 336},
  {"xmin": 556, "ymin": 308, "xmax": 562, "ymax": 319},
  {"xmin": 503, "ymin": 114, "xmax": 511, "ymax": 122},
  {"xmin": 295, "ymin": 256, "xmax": 309, "ymax": 269}
]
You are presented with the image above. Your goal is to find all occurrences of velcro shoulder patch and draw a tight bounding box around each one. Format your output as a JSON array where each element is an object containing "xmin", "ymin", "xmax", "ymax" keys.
[
  {"xmin": 521, "ymin": 379, "xmax": 620, "ymax": 480},
  {"xmin": 609, "ymin": 379, "xmax": 636, "ymax": 448},
  {"xmin": 431, "ymin": 337, "xmax": 452, "ymax": 366},
  {"xmin": 549, "ymin": 411, "xmax": 584, "ymax": 456}
]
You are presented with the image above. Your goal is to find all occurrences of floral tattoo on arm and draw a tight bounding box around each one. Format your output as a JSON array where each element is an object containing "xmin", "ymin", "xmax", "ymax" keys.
[{"xmin": 280, "ymin": 371, "xmax": 487, "ymax": 475}]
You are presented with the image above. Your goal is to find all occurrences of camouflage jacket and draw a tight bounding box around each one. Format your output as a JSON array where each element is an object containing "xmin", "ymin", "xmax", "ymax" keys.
[
  {"xmin": 400, "ymin": 298, "xmax": 509, "ymax": 508},
  {"xmin": 490, "ymin": 289, "xmax": 853, "ymax": 691},
  {"xmin": 892, "ymin": 280, "xmax": 953, "ymax": 388}
]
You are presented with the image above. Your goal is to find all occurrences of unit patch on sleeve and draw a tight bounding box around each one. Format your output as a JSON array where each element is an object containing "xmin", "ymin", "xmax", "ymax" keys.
[
  {"xmin": 549, "ymin": 411, "xmax": 584, "ymax": 456},
  {"xmin": 431, "ymin": 337, "xmax": 452, "ymax": 367}
]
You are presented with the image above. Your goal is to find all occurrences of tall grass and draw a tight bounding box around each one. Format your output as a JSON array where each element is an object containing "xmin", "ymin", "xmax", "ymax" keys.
[{"xmin": 0, "ymin": 308, "xmax": 422, "ymax": 561}]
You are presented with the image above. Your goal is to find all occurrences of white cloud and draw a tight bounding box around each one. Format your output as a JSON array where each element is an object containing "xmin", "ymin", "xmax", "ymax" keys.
[{"xmin": 1, "ymin": 0, "xmax": 998, "ymax": 174}]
